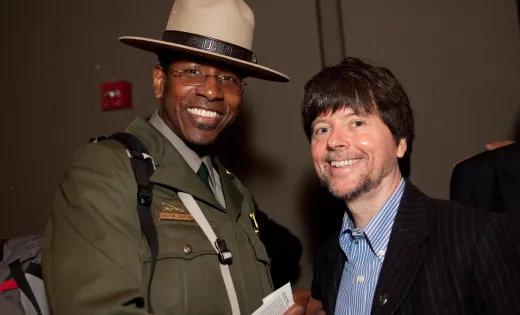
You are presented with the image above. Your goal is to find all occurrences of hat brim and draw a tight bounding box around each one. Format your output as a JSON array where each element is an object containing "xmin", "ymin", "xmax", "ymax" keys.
[{"xmin": 119, "ymin": 36, "xmax": 289, "ymax": 82}]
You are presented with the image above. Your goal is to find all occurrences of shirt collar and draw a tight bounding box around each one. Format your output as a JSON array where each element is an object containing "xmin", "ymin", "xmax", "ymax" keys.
[
  {"xmin": 340, "ymin": 178, "xmax": 406, "ymax": 261},
  {"xmin": 149, "ymin": 111, "xmax": 213, "ymax": 182},
  {"xmin": 201, "ymin": 155, "xmax": 217, "ymax": 187}
]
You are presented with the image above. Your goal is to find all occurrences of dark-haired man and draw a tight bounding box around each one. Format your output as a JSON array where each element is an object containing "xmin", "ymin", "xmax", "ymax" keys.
[{"xmin": 305, "ymin": 57, "xmax": 520, "ymax": 315}]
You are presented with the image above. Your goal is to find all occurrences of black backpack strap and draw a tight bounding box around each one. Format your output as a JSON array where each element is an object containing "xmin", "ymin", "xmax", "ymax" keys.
[
  {"xmin": 9, "ymin": 259, "xmax": 43, "ymax": 315},
  {"xmin": 106, "ymin": 132, "xmax": 159, "ymax": 314}
]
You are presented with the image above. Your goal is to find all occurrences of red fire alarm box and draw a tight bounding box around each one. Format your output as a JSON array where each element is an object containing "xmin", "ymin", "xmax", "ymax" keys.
[{"xmin": 100, "ymin": 81, "xmax": 132, "ymax": 110}]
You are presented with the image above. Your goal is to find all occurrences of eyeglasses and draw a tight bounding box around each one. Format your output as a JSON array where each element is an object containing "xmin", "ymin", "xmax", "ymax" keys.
[{"xmin": 168, "ymin": 68, "xmax": 247, "ymax": 95}]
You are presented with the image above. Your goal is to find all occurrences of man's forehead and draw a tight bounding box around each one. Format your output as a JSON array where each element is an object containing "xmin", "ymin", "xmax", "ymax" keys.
[
  {"xmin": 311, "ymin": 105, "xmax": 379, "ymax": 125},
  {"xmin": 316, "ymin": 106, "xmax": 359, "ymax": 119}
]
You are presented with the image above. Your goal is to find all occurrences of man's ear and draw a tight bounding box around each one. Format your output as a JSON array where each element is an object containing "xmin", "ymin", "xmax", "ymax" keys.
[
  {"xmin": 153, "ymin": 65, "xmax": 166, "ymax": 99},
  {"xmin": 397, "ymin": 138, "xmax": 407, "ymax": 158}
]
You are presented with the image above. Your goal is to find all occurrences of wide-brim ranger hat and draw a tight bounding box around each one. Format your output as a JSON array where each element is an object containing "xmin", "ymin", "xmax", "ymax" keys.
[{"xmin": 119, "ymin": 0, "xmax": 289, "ymax": 82}]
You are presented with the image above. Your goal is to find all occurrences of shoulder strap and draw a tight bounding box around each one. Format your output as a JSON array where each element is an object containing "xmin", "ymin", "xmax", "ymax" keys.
[
  {"xmin": 177, "ymin": 192, "xmax": 240, "ymax": 315},
  {"xmin": 105, "ymin": 132, "xmax": 159, "ymax": 314},
  {"xmin": 9, "ymin": 259, "xmax": 43, "ymax": 315}
]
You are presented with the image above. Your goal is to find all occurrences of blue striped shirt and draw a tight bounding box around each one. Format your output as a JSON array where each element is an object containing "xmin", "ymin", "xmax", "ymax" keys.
[{"xmin": 334, "ymin": 179, "xmax": 405, "ymax": 315}]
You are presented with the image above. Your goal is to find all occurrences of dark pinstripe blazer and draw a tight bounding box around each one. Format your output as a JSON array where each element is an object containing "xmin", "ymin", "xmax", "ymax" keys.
[{"xmin": 311, "ymin": 182, "xmax": 520, "ymax": 315}]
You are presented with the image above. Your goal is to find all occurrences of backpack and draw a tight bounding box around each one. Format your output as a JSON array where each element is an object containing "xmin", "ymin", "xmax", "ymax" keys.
[
  {"xmin": 0, "ymin": 235, "xmax": 50, "ymax": 315},
  {"xmin": 90, "ymin": 132, "xmax": 159, "ymax": 314}
]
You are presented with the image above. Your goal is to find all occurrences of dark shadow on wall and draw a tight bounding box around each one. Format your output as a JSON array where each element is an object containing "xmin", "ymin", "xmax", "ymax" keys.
[
  {"xmin": 399, "ymin": 152, "xmax": 412, "ymax": 179},
  {"xmin": 299, "ymin": 169, "xmax": 345, "ymax": 261},
  {"xmin": 212, "ymin": 99, "xmax": 281, "ymax": 180},
  {"xmin": 513, "ymin": 107, "xmax": 520, "ymax": 142},
  {"xmin": 254, "ymin": 200, "xmax": 303, "ymax": 289},
  {"xmin": 517, "ymin": 0, "xmax": 520, "ymax": 36},
  {"xmin": 211, "ymin": 100, "xmax": 304, "ymax": 288}
]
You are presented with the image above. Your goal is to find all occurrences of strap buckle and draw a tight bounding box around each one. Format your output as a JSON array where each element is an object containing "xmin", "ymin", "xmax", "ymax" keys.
[
  {"xmin": 137, "ymin": 186, "xmax": 153, "ymax": 207},
  {"xmin": 127, "ymin": 150, "xmax": 154, "ymax": 163},
  {"xmin": 215, "ymin": 238, "xmax": 233, "ymax": 265}
]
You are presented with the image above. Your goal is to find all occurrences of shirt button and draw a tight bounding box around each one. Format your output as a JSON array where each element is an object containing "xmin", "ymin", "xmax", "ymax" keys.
[
  {"xmin": 378, "ymin": 250, "xmax": 386, "ymax": 257},
  {"xmin": 357, "ymin": 275, "xmax": 365, "ymax": 282},
  {"xmin": 183, "ymin": 244, "xmax": 193, "ymax": 254}
]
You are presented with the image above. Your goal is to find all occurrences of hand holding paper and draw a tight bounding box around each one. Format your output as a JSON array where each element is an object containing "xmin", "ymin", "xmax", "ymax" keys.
[
  {"xmin": 252, "ymin": 282, "xmax": 294, "ymax": 315},
  {"xmin": 282, "ymin": 289, "xmax": 325, "ymax": 315},
  {"xmin": 252, "ymin": 283, "xmax": 325, "ymax": 315}
]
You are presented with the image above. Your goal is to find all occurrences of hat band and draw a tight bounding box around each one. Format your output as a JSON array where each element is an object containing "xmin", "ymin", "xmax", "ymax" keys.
[{"xmin": 161, "ymin": 31, "xmax": 257, "ymax": 64}]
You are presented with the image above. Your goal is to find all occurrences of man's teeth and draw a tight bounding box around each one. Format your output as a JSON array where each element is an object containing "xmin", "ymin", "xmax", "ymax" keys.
[
  {"xmin": 187, "ymin": 108, "xmax": 220, "ymax": 118},
  {"xmin": 331, "ymin": 159, "xmax": 361, "ymax": 167}
]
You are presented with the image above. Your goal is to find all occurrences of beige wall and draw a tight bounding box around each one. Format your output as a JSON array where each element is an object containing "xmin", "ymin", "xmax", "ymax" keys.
[{"xmin": 0, "ymin": 0, "xmax": 519, "ymax": 290}]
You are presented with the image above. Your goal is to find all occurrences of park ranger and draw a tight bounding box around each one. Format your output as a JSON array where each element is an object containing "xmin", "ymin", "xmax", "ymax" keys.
[{"xmin": 42, "ymin": 0, "xmax": 324, "ymax": 315}]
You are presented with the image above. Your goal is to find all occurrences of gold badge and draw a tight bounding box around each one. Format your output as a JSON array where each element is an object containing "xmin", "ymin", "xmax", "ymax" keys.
[
  {"xmin": 249, "ymin": 212, "xmax": 260, "ymax": 234},
  {"xmin": 158, "ymin": 201, "xmax": 194, "ymax": 221},
  {"xmin": 225, "ymin": 169, "xmax": 236, "ymax": 179}
]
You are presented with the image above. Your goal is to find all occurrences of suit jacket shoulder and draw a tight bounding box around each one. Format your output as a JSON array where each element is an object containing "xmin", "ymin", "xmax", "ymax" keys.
[
  {"xmin": 496, "ymin": 142, "xmax": 520, "ymax": 176},
  {"xmin": 450, "ymin": 149, "xmax": 497, "ymax": 209}
]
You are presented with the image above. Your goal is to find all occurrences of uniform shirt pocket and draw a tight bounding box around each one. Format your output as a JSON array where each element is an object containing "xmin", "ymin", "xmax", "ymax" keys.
[{"xmin": 142, "ymin": 221, "xmax": 231, "ymax": 314}]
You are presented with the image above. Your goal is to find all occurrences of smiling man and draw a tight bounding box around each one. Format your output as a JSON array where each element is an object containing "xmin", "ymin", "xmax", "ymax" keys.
[
  {"xmin": 42, "ymin": 1, "xmax": 323, "ymax": 315},
  {"xmin": 305, "ymin": 57, "xmax": 520, "ymax": 315}
]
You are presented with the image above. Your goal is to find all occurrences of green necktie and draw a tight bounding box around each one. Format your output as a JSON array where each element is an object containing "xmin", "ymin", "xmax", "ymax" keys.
[{"xmin": 197, "ymin": 162, "xmax": 212, "ymax": 191}]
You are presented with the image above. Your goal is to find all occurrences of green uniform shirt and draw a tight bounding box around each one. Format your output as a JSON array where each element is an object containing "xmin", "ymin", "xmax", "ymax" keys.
[{"xmin": 43, "ymin": 118, "xmax": 273, "ymax": 315}]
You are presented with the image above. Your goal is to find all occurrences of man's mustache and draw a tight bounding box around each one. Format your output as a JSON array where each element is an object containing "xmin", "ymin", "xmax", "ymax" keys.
[{"xmin": 324, "ymin": 151, "xmax": 366, "ymax": 162}]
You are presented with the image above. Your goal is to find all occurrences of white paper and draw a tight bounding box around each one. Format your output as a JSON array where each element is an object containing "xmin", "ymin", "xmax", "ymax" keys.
[{"xmin": 252, "ymin": 282, "xmax": 294, "ymax": 315}]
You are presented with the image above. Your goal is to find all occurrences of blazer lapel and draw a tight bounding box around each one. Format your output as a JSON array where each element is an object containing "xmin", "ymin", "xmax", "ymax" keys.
[
  {"xmin": 322, "ymin": 237, "xmax": 347, "ymax": 315},
  {"xmin": 214, "ymin": 158, "xmax": 243, "ymax": 220},
  {"xmin": 371, "ymin": 182, "xmax": 429, "ymax": 315}
]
